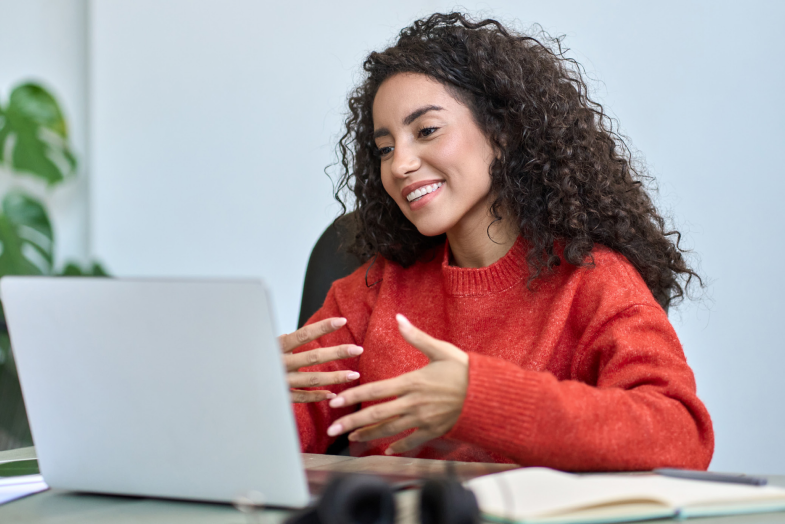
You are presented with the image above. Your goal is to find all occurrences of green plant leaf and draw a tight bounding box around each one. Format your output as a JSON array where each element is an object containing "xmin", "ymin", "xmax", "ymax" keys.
[
  {"xmin": 59, "ymin": 262, "xmax": 83, "ymax": 276},
  {"xmin": 59, "ymin": 261, "xmax": 109, "ymax": 277},
  {"xmin": 89, "ymin": 262, "xmax": 109, "ymax": 276},
  {"xmin": 0, "ymin": 104, "xmax": 7, "ymax": 162},
  {"xmin": 0, "ymin": 83, "xmax": 77, "ymax": 185},
  {"xmin": 0, "ymin": 192, "xmax": 54, "ymax": 276},
  {"xmin": 0, "ymin": 459, "xmax": 39, "ymax": 477},
  {"xmin": 0, "ymin": 329, "xmax": 9, "ymax": 368}
]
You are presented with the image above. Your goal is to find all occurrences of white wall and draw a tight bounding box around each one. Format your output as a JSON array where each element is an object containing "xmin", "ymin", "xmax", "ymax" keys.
[
  {"xmin": 88, "ymin": 0, "xmax": 445, "ymax": 331},
  {"xmin": 89, "ymin": 1, "xmax": 785, "ymax": 473},
  {"xmin": 0, "ymin": 0, "xmax": 89, "ymax": 268}
]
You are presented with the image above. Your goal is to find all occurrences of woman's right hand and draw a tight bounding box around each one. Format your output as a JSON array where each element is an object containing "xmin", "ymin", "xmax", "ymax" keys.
[{"xmin": 278, "ymin": 317, "xmax": 363, "ymax": 403}]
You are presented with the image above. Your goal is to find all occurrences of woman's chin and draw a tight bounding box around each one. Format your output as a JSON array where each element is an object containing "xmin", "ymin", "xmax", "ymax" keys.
[
  {"xmin": 401, "ymin": 209, "xmax": 453, "ymax": 237},
  {"xmin": 413, "ymin": 221, "xmax": 450, "ymax": 238}
]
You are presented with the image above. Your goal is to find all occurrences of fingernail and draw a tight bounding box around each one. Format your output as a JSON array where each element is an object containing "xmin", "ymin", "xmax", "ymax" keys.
[
  {"xmin": 329, "ymin": 397, "xmax": 346, "ymax": 408},
  {"xmin": 346, "ymin": 372, "xmax": 360, "ymax": 381},
  {"xmin": 396, "ymin": 314, "xmax": 411, "ymax": 328},
  {"xmin": 327, "ymin": 423, "xmax": 343, "ymax": 436},
  {"xmin": 384, "ymin": 448, "xmax": 394, "ymax": 455},
  {"xmin": 348, "ymin": 346, "xmax": 364, "ymax": 356},
  {"xmin": 326, "ymin": 393, "xmax": 337, "ymax": 399},
  {"xmin": 332, "ymin": 318, "xmax": 347, "ymax": 328}
]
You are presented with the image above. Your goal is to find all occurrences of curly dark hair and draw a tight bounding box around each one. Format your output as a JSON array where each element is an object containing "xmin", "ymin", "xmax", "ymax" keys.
[{"xmin": 332, "ymin": 12, "xmax": 700, "ymax": 309}]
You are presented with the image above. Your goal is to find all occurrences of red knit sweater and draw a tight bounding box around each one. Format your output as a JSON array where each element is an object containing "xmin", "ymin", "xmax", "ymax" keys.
[{"xmin": 294, "ymin": 238, "xmax": 714, "ymax": 471}]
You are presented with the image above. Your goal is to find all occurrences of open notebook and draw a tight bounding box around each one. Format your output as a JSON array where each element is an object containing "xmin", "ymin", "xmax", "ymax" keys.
[
  {"xmin": 0, "ymin": 458, "xmax": 48, "ymax": 505},
  {"xmin": 465, "ymin": 467, "xmax": 785, "ymax": 523}
]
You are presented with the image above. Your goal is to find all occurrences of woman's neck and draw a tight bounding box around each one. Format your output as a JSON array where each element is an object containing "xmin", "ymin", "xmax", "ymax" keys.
[{"xmin": 446, "ymin": 211, "xmax": 519, "ymax": 268}]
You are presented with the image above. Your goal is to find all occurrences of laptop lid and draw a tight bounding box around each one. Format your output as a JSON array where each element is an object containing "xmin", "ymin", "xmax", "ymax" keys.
[{"xmin": 0, "ymin": 277, "xmax": 310, "ymax": 507}]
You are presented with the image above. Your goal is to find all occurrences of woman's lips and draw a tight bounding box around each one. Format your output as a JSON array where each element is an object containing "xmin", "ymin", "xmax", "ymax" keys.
[
  {"xmin": 407, "ymin": 182, "xmax": 443, "ymax": 211},
  {"xmin": 401, "ymin": 179, "xmax": 444, "ymax": 200}
]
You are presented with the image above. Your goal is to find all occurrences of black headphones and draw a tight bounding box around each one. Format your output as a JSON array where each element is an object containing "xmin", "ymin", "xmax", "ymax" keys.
[{"xmin": 285, "ymin": 473, "xmax": 479, "ymax": 524}]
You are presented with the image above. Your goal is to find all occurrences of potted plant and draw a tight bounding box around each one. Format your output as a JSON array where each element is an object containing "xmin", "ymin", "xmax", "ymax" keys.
[{"xmin": 0, "ymin": 82, "xmax": 107, "ymax": 450}]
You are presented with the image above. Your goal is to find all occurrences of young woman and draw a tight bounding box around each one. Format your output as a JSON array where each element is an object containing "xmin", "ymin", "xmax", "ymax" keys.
[{"xmin": 278, "ymin": 13, "xmax": 713, "ymax": 471}]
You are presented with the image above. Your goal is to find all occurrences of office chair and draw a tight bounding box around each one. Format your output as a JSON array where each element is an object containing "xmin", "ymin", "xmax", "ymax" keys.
[
  {"xmin": 298, "ymin": 213, "xmax": 362, "ymax": 329},
  {"xmin": 298, "ymin": 212, "xmax": 362, "ymax": 455}
]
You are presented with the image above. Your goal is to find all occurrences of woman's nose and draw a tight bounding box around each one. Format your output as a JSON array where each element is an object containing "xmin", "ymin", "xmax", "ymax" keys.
[{"xmin": 390, "ymin": 144, "xmax": 420, "ymax": 178}]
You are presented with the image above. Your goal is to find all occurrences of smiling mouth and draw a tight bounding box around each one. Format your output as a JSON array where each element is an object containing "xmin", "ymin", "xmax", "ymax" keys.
[{"xmin": 406, "ymin": 182, "xmax": 444, "ymax": 202}]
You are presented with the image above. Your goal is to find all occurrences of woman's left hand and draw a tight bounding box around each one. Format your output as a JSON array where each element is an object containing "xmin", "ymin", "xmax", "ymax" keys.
[{"xmin": 326, "ymin": 314, "xmax": 469, "ymax": 455}]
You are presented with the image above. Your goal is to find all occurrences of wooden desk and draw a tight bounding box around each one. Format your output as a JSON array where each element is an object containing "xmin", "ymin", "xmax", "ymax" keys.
[{"xmin": 1, "ymin": 447, "xmax": 784, "ymax": 523}]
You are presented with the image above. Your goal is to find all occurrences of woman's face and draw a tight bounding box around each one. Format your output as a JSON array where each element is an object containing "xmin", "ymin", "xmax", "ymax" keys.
[{"xmin": 373, "ymin": 73, "xmax": 496, "ymax": 238}]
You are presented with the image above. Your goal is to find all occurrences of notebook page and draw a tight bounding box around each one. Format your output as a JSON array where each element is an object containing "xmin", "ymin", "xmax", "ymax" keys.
[
  {"xmin": 466, "ymin": 468, "xmax": 675, "ymax": 519},
  {"xmin": 616, "ymin": 475, "xmax": 785, "ymax": 508},
  {"xmin": 466, "ymin": 468, "xmax": 785, "ymax": 521},
  {"xmin": 0, "ymin": 474, "xmax": 49, "ymax": 505}
]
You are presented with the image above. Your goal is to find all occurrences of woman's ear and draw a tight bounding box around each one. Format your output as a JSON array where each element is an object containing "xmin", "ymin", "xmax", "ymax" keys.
[{"xmin": 493, "ymin": 133, "xmax": 508, "ymax": 159}]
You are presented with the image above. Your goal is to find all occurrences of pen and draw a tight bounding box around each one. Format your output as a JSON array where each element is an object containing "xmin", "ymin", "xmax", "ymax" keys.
[{"xmin": 653, "ymin": 468, "xmax": 768, "ymax": 486}]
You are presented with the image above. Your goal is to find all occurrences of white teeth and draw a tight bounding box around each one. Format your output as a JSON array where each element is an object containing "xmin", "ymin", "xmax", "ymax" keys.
[{"xmin": 406, "ymin": 182, "xmax": 443, "ymax": 202}]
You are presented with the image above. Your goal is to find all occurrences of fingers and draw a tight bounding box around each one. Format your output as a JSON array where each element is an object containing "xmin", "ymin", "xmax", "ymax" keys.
[
  {"xmin": 348, "ymin": 415, "xmax": 418, "ymax": 443},
  {"xmin": 288, "ymin": 370, "xmax": 360, "ymax": 389},
  {"xmin": 279, "ymin": 317, "xmax": 347, "ymax": 353},
  {"xmin": 386, "ymin": 428, "xmax": 438, "ymax": 455},
  {"xmin": 290, "ymin": 389, "xmax": 336, "ymax": 403},
  {"xmin": 328, "ymin": 375, "xmax": 409, "ymax": 409},
  {"xmin": 284, "ymin": 344, "xmax": 363, "ymax": 372},
  {"xmin": 327, "ymin": 397, "xmax": 412, "ymax": 437},
  {"xmin": 396, "ymin": 314, "xmax": 467, "ymax": 364}
]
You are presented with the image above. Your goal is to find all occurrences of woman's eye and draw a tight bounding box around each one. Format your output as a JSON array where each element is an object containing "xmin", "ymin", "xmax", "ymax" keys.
[
  {"xmin": 376, "ymin": 146, "xmax": 394, "ymax": 157},
  {"xmin": 419, "ymin": 127, "xmax": 438, "ymax": 138}
]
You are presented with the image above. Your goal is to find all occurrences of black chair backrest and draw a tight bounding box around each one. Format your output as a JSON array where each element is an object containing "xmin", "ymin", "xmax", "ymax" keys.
[{"xmin": 298, "ymin": 212, "xmax": 362, "ymax": 328}]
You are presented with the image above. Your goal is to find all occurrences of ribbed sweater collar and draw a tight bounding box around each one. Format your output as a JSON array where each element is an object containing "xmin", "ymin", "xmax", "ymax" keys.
[{"xmin": 442, "ymin": 236, "xmax": 528, "ymax": 296}]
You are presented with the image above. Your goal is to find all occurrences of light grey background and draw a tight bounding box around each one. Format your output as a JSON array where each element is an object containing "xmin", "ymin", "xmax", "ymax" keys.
[{"xmin": 3, "ymin": 0, "xmax": 784, "ymax": 474}]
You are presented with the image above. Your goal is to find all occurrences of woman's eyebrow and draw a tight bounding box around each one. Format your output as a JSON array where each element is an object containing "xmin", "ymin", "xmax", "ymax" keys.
[
  {"xmin": 403, "ymin": 105, "xmax": 444, "ymax": 125},
  {"xmin": 373, "ymin": 105, "xmax": 445, "ymax": 140}
]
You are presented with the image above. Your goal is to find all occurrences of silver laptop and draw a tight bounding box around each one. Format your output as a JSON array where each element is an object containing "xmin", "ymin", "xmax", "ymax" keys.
[{"xmin": 0, "ymin": 277, "xmax": 310, "ymax": 507}]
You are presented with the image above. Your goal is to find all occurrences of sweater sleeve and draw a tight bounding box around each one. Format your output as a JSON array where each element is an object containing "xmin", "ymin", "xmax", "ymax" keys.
[{"xmin": 446, "ymin": 304, "xmax": 714, "ymax": 471}]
